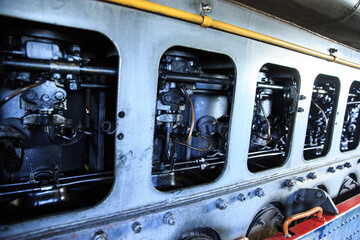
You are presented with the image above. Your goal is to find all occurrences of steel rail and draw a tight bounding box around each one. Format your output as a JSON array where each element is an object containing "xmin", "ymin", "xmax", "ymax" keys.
[{"xmin": 102, "ymin": 0, "xmax": 360, "ymax": 70}]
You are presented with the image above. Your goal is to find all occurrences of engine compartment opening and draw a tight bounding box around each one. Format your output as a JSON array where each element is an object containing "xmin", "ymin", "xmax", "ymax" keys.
[
  {"xmin": 0, "ymin": 17, "xmax": 118, "ymax": 223},
  {"xmin": 247, "ymin": 64, "xmax": 300, "ymax": 172},
  {"xmin": 151, "ymin": 46, "xmax": 235, "ymax": 191},
  {"xmin": 304, "ymin": 74, "xmax": 340, "ymax": 160}
]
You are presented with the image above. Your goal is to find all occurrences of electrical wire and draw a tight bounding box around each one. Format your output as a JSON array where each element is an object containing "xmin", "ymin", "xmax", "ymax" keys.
[
  {"xmin": 175, "ymin": 134, "xmax": 212, "ymax": 152},
  {"xmin": 258, "ymin": 91, "xmax": 272, "ymax": 144},
  {"xmin": 0, "ymin": 79, "xmax": 46, "ymax": 107},
  {"xmin": 184, "ymin": 88, "xmax": 194, "ymax": 144},
  {"xmin": 311, "ymin": 99, "xmax": 328, "ymax": 133}
]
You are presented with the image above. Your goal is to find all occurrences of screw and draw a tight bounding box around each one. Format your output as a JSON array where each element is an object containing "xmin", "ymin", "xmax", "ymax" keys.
[
  {"xmin": 91, "ymin": 230, "xmax": 108, "ymax": 240},
  {"xmin": 255, "ymin": 188, "xmax": 265, "ymax": 198},
  {"xmin": 297, "ymin": 177, "xmax": 305, "ymax": 182},
  {"xmin": 315, "ymin": 191, "xmax": 324, "ymax": 198},
  {"xmin": 297, "ymin": 107, "xmax": 304, "ymax": 113},
  {"xmin": 132, "ymin": 222, "xmax": 142, "ymax": 233},
  {"xmin": 118, "ymin": 111, "xmax": 125, "ymax": 118},
  {"xmin": 216, "ymin": 198, "xmax": 227, "ymax": 210},
  {"xmin": 117, "ymin": 133, "xmax": 124, "ymax": 140},
  {"xmin": 307, "ymin": 172, "xmax": 317, "ymax": 180},
  {"xmin": 54, "ymin": 91, "xmax": 65, "ymax": 101},
  {"xmin": 163, "ymin": 212, "xmax": 176, "ymax": 225},
  {"xmin": 328, "ymin": 167, "xmax": 336, "ymax": 173},
  {"xmin": 344, "ymin": 162, "xmax": 352, "ymax": 168},
  {"xmin": 237, "ymin": 193, "xmax": 246, "ymax": 202}
]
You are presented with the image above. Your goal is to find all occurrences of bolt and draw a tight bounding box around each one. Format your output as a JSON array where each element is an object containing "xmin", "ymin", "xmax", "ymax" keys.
[
  {"xmin": 297, "ymin": 177, "xmax": 305, "ymax": 182},
  {"xmin": 91, "ymin": 230, "xmax": 108, "ymax": 240},
  {"xmin": 201, "ymin": 2, "xmax": 212, "ymax": 14},
  {"xmin": 257, "ymin": 219, "xmax": 265, "ymax": 226},
  {"xmin": 284, "ymin": 179, "xmax": 295, "ymax": 188},
  {"xmin": 329, "ymin": 48, "xmax": 338, "ymax": 55},
  {"xmin": 53, "ymin": 73, "xmax": 61, "ymax": 80},
  {"xmin": 163, "ymin": 212, "xmax": 176, "ymax": 225},
  {"xmin": 297, "ymin": 107, "xmax": 304, "ymax": 113},
  {"xmin": 299, "ymin": 95, "xmax": 307, "ymax": 100},
  {"xmin": 315, "ymin": 191, "xmax": 324, "ymax": 198},
  {"xmin": 307, "ymin": 172, "xmax": 317, "ymax": 180},
  {"xmin": 237, "ymin": 193, "xmax": 246, "ymax": 202},
  {"xmin": 41, "ymin": 94, "xmax": 50, "ymax": 102},
  {"xmin": 337, "ymin": 165, "xmax": 344, "ymax": 170},
  {"xmin": 132, "ymin": 222, "xmax": 142, "ymax": 233},
  {"xmin": 118, "ymin": 111, "xmax": 125, "ymax": 118},
  {"xmin": 344, "ymin": 162, "xmax": 352, "ymax": 168},
  {"xmin": 54, "ymin": 91, "xmax": 65, "ymax": 101},
  {"xmin": 117, "ymin": 133, "xmax": 124, "ymax": 140},
  {"xmin": 23, "ymin": 90, "xmax": 36, "ymax": 100},
  {"xmin": 69, "ymin": 82, "xmax": 78, "ymax": 91},
  {"xmin": 255, "ymin": 188, "xmax": 265, "ymax": 198},
  {"xmin": 295, "ymin": 193, "xmax": 304, "ymax": 202},
  {"xmin": 216, "ymin": 198, "xmax": 227, "ymax": 210},
  {"xmin": 328, "ymin": 167, "xmax": 336, "ymax": 173}
]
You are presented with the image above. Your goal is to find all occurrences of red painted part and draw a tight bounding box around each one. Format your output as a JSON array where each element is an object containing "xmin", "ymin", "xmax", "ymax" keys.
[{"xmin": 265, "ymin": 193, "xmax": 360, "ymax": 240}]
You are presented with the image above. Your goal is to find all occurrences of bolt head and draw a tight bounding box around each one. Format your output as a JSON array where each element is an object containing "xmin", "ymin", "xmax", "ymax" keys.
[
  {"xmin": 307, "ymin": 172, "xmax": 317, "ymax": 179},
  {"xmin": 297, "ymin": 177, "xmax": 305, "ymax": 182},
  {"xmin": 315, "ymin": 191, "xmax": 324, "ymax": 198},
  {"xmin": 132, "ymin": 222, "xmax": 142, "ymax": 233},
  {"xmin": 255, "ymin": 188, "xmax": 265, "ymax": 197},
  {"xmin": 344, "ymin": 162, "xmax": 352, "ymax": 168},
  {"xmin": 163, "ymin": 212, "xmax": 176, "ymax": 225},
  {"xmin": 216, "ymin": 198, "xmax": 227, "ymax": 210},
  {"xmin": 91, "ymin": 230, "xmax": 107, "ymax": 240},
  {"xmin": 237, "ymin": 193, "xmax": 246, "ymax": 202},
  {"xmin": 54, "ymin": 91, "xmax": 65, "ymax": 101},
  {"xmin": 285, "ymin": 179, "xmax": 295, "ymax": 188},
  {"xmin": 41, "ymin": 94, "xmax": 50, "ymax": 102}
]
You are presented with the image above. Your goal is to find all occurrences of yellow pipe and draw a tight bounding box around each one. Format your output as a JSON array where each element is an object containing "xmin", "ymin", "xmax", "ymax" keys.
[{"xmin": 102, "ymin": 0, "xmax": 360, "ymax": 70}]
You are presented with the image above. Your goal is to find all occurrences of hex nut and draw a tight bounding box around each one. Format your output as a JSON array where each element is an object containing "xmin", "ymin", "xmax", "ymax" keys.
[
  {"xmin": 255, "ymin": 188, "xmax": 265, "ymax": 197},
  {"xmin": 216, "ymin": 198, "xmax": 227, "ymax": 210},
  {"xmin": 237, "ymin": 193, "xmax": 246, "ymax": 202},
  {"xmin": 91, "ymin": 230, "xmax": 108, "ymax": 240}
]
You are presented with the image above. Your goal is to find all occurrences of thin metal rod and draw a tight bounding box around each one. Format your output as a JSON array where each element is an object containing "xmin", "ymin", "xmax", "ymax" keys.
[
  {"xmin": 3, "ymin": 59, "xmax": 117, "ymax": 76},
  {"xmin": 160, "ymin": 73, "xmax": 231, "ymax": 85}
]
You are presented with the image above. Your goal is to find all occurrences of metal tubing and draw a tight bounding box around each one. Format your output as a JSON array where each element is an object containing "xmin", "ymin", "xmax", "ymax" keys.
[
  {"xmin": 161, "ymin": 73, "xmax": 231, "ymax": 85},
  {"xmin": 103, "ymin": 0, "xmax": 360, "ymax": 70},
  {"xmin": 283, "ymin": 206, "xmax": 323, "ymax": 237},
  {"xmin": 3, "ymin": 59, "xmax": 117, "ymax": 76},
  {"xmin": 257, "ymin": 83, "xmax": 291, "ymax": 91}
]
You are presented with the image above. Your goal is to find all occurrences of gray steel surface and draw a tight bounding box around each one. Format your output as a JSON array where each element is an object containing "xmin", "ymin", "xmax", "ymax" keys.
[{"xmin": 0, "ymin": 0, "xmax": 360, "ymax": 239}]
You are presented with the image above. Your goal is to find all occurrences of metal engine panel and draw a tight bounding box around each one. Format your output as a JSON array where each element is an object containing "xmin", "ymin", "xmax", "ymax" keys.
[{"xmin": 0, "ymin": 1, "xmax": 360, "ymax": 240}]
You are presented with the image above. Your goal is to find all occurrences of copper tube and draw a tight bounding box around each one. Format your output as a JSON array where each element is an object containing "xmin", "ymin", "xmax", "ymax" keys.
[
  {"xmin": 283, "ymin": 206, "xmax": 323, "ymax": 238},
  {"xmin": 102, "ymin": 0, "xmax": 360, "ymax": 70}
]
